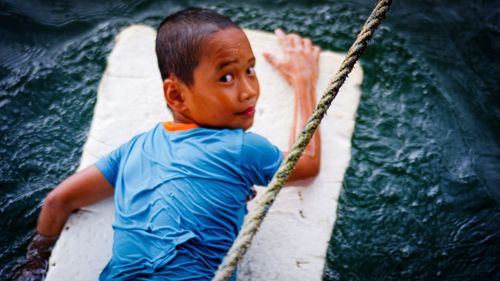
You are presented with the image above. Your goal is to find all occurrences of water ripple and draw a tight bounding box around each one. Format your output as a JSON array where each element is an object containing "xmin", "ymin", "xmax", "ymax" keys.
[{"xmin": 1, "ymin": 0, "xmax": 499, "ymax": 280}]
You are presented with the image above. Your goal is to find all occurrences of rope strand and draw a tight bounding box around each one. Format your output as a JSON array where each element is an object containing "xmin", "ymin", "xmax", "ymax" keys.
[{"xmin": 213, "ymin": 1, "xmax": 392, "ymax": 279}]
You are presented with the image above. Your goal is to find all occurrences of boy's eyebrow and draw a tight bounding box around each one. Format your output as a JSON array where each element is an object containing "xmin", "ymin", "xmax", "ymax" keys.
[
  {"xmin": 216, "ymin": 57, "xmax": 256, "ymax": 71},
  {"xmin": 216, "ymin": 60, "xmax": 238, "ymax": 71}
]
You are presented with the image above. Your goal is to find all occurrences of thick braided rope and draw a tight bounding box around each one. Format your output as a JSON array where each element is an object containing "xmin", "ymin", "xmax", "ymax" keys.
[{"xmin": 213, "ymin": 1, "xmax": 392, "ymax": 280}]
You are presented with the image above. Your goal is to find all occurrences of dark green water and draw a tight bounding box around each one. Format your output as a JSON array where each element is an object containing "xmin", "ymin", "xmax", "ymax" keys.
[{"xmin": 1, "ymin": 0, "xmax": 498, "ymax": 280}]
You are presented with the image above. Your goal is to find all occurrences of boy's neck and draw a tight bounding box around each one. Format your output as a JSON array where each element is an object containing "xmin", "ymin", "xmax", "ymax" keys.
[{"xmin": 172, "ymin": 112, "xmax": 196, "ymax": 125}]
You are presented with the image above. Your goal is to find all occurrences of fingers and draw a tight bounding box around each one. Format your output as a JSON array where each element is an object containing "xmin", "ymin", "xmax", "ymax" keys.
[
  {"xmin": 288, "ymin": 33, "xmax": 302, "ymax": 49},
  {"xmin": 276, "ymin": 29, "xmax": 302, "ymax": 51},
  {"xmin": 268, "ymin": 28, "xmax": 321, "ymax": 85},
  {"xmin": 313, "ymin": 45, "xmax": 321, "ymax": 60},
  {"xmin": 275, "ymin": 28, "xmax": 287, "ymax": 49},
  {"xmin": 263, "ymin": 52, "xmax": 279, "ymax": 68},
  {"xmin": 303, "ymin": 38, "xmax": 312, "ymax": 51},
  {"xmin": 275, "ymin": 28, "xmax": 318, "ymax": 52}
]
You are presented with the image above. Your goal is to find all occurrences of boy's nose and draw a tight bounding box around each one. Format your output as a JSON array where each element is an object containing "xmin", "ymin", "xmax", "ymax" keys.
[{"xmin": 239, "ymin": 77, "xmax": 259, "ymax": 101}]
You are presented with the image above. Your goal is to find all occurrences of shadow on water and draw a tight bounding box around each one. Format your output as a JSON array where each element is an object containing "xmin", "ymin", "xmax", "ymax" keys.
[{"xmin": 0, "ymin": 0, "xmax": 498, "ymax": 280}]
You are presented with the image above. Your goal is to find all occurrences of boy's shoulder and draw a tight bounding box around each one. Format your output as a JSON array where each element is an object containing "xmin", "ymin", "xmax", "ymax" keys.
[
  {"xmin": 120, "ymin": 123, "xmax": 274, "ymax": 148},
  {"xmin": 123, "ymin": 123, "xmax": 278, "ymax": 158},
  {"xmin": 184, "ymin": 127, "xmax": 275, "ymax": 151}
]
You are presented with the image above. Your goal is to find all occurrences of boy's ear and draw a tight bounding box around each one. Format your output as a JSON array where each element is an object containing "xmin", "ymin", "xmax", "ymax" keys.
[{"xmin": 163, "ymin": 77, "xmax": 188, "ymax": 113}]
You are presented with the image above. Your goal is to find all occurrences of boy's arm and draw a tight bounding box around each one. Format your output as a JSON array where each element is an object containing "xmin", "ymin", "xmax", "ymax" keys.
[
  {"xmin": 264, "ymin": 29, "xmax": 321, "ymax": 182},
  {"xmin": 17, "ymin": 165, "xmax": 113, "ymax": 281},
  {"xmin": 37, "ymin": 165, "xmax": 114, "ymax": 236}
]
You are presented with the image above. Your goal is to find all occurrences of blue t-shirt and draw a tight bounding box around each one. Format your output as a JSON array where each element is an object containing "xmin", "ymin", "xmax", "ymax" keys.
[{"xmin": 96, "ymin": 123, "xmax": 282, "ymax": 280}]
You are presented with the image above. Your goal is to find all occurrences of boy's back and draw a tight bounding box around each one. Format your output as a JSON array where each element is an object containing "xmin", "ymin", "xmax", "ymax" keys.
[{"xmin": 97, "ymin": 123, "xmax": 281, "ymax": 280}]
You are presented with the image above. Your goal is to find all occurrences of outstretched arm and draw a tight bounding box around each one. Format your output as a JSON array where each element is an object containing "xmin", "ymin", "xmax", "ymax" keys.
[
  {"xmin": 263, "ymin": 29, "xmax": 321, "ymax": 182},
  {"xmin": 17, "ymin": 165, "xmax": 113, "ymax": 281},
  {"xmin": 37, "ymin": 165, "xmax": 114, "ymax": 236}
]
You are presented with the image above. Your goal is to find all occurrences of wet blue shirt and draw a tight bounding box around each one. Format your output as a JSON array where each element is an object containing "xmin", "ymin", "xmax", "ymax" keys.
[{"xmin": 96, "ymin": 123, "xmax": 282, "ymax": 280}]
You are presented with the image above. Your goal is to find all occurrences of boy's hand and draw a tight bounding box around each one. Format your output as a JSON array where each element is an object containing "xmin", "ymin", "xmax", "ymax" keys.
[
  {"xmin": 263, "ymin": 29, "xmax": 321, "ymax": 88},
  {"xmin": 16, "ymin": 165, "xmax": 113, "ymax": 280},
  {"xmin": 264, "ymin": 28, "xmax": 322, "ymax": 181},
  {"xmin": 16, "ymin": 233, "xmax": 58, "ymax": 281}
]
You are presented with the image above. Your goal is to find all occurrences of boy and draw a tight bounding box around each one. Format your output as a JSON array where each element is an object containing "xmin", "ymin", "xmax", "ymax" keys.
[{"xmin": 18, "ymin": 7, "xmax": 321, "ymax": 281}]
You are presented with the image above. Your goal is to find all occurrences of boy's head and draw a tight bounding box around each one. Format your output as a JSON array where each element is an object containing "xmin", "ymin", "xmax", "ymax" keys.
[
  {"xmin": 156, "ymin": 8, "xmax": 239, "ymax": 86},
  {"xmin": 156, "ymin": 8, "xmax": 259, "ymax": 130}
]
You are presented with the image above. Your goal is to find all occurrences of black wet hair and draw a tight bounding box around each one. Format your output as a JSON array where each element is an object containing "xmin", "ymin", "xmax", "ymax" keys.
[{"xmin": 156, "ymin": 8, "xmax": 240, "ymax": 86}]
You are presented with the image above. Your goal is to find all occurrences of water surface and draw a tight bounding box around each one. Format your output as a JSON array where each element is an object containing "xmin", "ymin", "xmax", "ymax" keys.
[{"xmin": 0, "ymin": 0, "xmax": 498, "ymax": 280}]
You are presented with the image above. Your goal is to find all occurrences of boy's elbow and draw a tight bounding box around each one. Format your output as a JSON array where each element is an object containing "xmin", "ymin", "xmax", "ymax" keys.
[
  {"xmin": 302, "ymin": 153, "xmax": 321, "ymax": 178},
  {"xmin": 310, "ymin": 161, "xmax": 321, "ymax": 177},
  {"xmin": 287, "ymin": 156, "xmax": 320, "ymax": 182},
  {"xmin": 302, "ymin": 160, "xmax": 320, "ymax": 179},
  {"xmin": 43, "ymin": 191, "xmax": 72, "ymax": 214}
]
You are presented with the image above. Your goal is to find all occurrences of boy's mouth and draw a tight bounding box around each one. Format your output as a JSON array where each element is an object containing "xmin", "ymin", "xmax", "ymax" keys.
[{"xmin": 237, "ymin": 107, "xmax": 255, "ymax": 117}]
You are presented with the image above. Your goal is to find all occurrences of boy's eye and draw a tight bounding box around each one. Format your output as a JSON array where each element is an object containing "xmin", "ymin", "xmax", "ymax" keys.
[
  {"xmin": 220, "ymin": 73, "xmax": 234, "ymax": 83},
  {"xmin": 246, "ymin": 66, "xmax": 256, "ymax": 75}
]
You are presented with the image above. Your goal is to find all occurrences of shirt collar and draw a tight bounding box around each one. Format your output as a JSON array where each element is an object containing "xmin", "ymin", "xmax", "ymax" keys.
[{"xmin": 163, "ymin": 121, "xmax": 200, "ymax": 132}]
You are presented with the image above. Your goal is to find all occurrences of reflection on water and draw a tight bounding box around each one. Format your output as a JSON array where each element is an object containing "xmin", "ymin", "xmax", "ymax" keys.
[{"xmin": 0, "ymin": 0, "xmax": 498, "ymax": 280}]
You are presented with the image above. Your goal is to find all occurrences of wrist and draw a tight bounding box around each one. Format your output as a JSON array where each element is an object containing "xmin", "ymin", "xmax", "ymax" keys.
[
  {"xmin": 291, "ymin": 79, "xmax": 316, "ymax": 97},
  {"xmin": 289, "ymin": 68, "xmax": 318, "ymax": 85},
  {"xmin": 32, "ymin": 232, "xmax": 59, "ymax": 245},
  {"xmin": 27, "ymin": 233, "xmax": 59, "ymax": 259},
  {"xmin": 290, "ymin": 75, "xmax": 310, "ymax": 87}
]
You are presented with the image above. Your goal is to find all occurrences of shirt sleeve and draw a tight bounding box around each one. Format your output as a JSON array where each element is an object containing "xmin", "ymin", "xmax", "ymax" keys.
[
  {"xmin": 95, "ymin": 145, "xmax": 124, "ymax": 187},
  {"xmin": 241, "ymin": 132, "xmax": 283, "ymax": 186}
]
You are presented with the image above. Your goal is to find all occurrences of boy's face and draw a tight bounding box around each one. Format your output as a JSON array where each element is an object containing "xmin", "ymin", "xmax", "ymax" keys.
[{"xmin": 176, "ymin": 28, "xmax": 260, "ymax": 130}]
